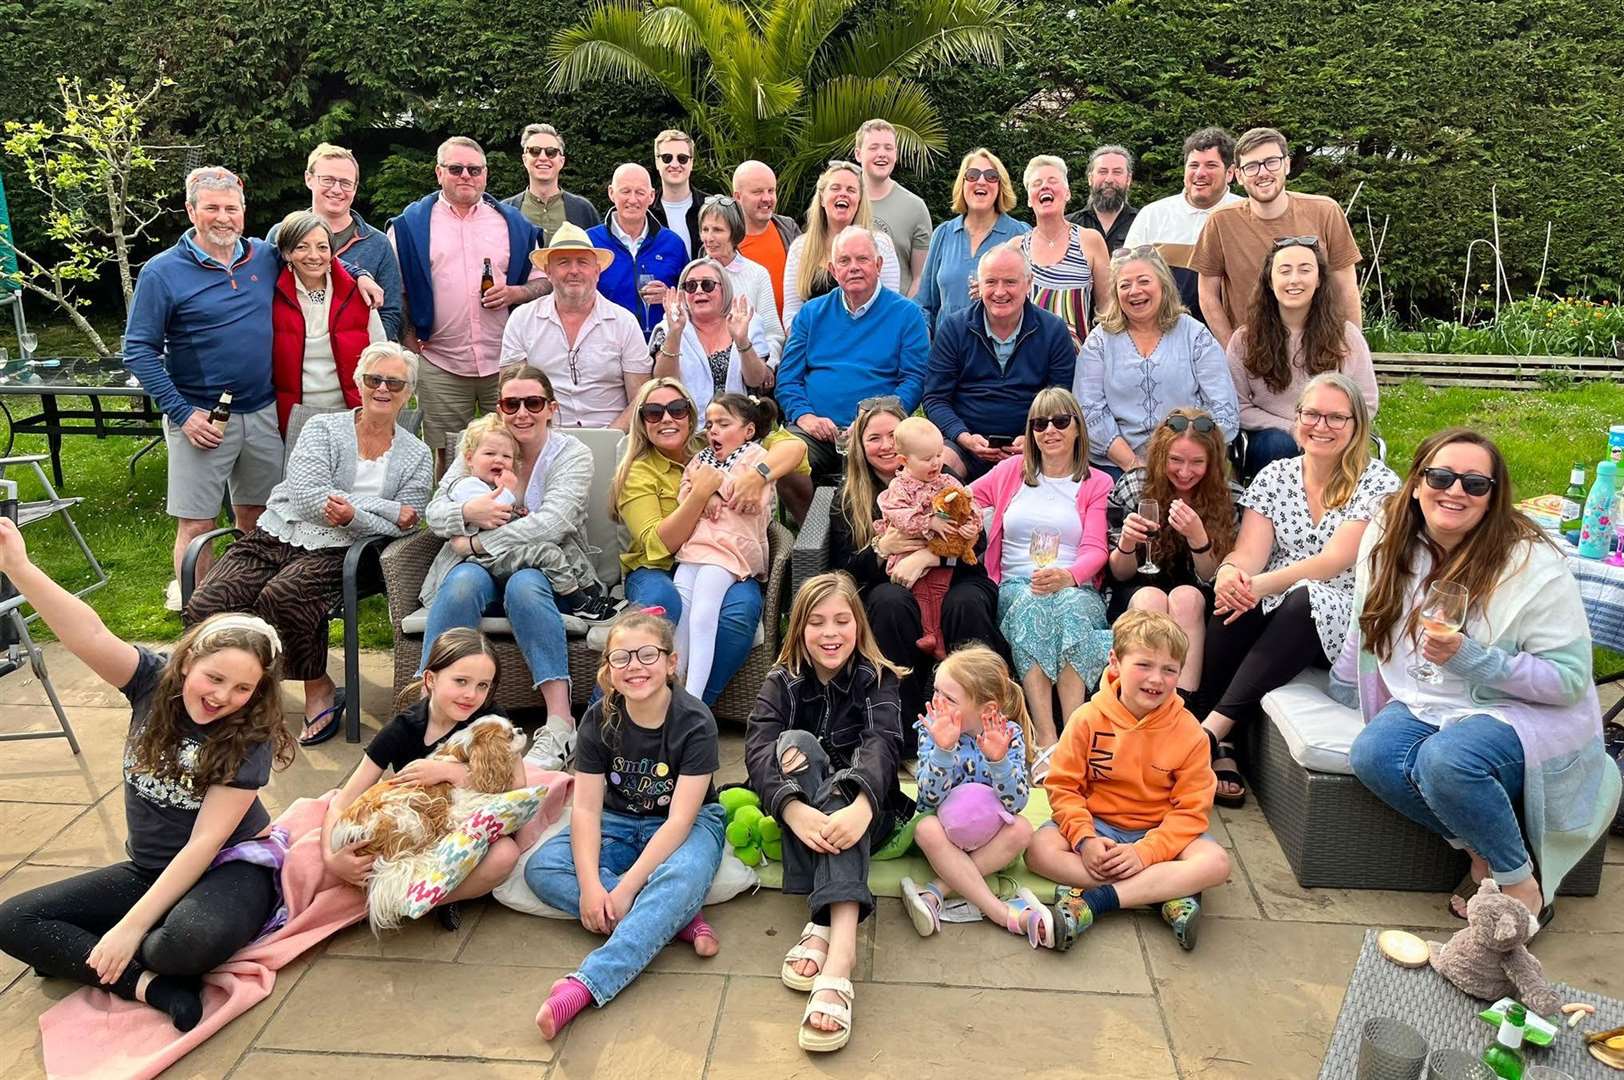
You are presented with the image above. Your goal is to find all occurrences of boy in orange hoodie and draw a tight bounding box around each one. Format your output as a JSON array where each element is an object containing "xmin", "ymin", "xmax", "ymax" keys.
[{"xmin": 1026, "ymin": 610, "xmax": 1229, "ymax": 952}]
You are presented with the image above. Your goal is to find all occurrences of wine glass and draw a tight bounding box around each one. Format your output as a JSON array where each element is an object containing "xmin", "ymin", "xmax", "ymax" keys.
[
  {"xmin": 1136, "ymin": 498, "xmax": 1162, "ymax": 575},
  {"xmin": 0, "ymin": 346, "xmax": 9, "ymax": 385},
  {"xmin": 1029, "ymin": 526, "xmax": 1061, "ymax": 571},
  {"xmin": 1408, "ymin": 581, "xmax": 1469, "ymax": 685},
  {"xmin": 637, "ymin": 273, "xmax": 657, "ymax": 335},
  {"xmin": 18, "ymin": 331, "xmax": 37, "ymax": 362}
]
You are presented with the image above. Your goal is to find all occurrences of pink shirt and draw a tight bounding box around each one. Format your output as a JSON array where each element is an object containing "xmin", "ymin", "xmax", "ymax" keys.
[{"xmin": 1225, "ymin": 321, "xmax": 1378, "ymax": 432}]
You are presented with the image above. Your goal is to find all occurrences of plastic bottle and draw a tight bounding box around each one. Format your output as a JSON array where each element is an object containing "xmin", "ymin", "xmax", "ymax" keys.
[
  {"xmin": 1560, "ymin": 462, "xmax": 1586, "ymax": 533},
  {"xmin": 1577, "ymin": 459, "xmax": 1617, "ymax": 559},
  {"xmin": 1481, "ymin": 1000, "xmax": 1526, "ymax": 1078}
]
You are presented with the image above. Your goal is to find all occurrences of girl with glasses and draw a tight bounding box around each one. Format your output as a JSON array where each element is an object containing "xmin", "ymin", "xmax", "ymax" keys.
[
  {"xmin": 781, "ymin": 161, "xmax": 901, "ymax": 330},
  {"xmin": 1342, "ymin": 429, "xmax": 1619, "ymax": 926},
  {"xmin": 915, "ymin": 148, "xmax": 1031, "ymax": 334},
  {"xmin": 526, "ymin": 610, "xmax": 727, "ymax": 1041}
]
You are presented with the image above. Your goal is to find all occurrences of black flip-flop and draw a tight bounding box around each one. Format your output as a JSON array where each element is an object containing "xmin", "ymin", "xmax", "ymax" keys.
[
  {"xmin": 298, "ymin": 688, "xmax": 347, "ymax": 747},
  {"xmin": 1448, "ymin": 871, "xmax": 1480, "ymax": 920},
  {"xmin": 1206, "ymin": 729, "xmax": 1247, "ymax": 809}
]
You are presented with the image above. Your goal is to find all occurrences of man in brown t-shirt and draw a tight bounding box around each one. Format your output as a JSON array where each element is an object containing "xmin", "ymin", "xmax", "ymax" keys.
[{"xmin": 1191, "ymin": 127, "xmax": 1362, "ymax": 347}]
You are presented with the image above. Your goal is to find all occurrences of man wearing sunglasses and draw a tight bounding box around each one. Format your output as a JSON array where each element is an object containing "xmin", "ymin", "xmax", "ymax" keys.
[
  {"xmin": 647, "ymin": 129, "xmax": 710, "ymax": 261},
  {"xmin": 389, "ymin": 136, "xmax": 550, "ymax": 475},
  {"xmin": 501, "ymin": 123, "xmax": 602, "ymax": 237},
  {"xmin": 1191, "ymin": 127, "xmax": 1363, "ymax": 347},
  {"xmin": 587, "ymin": 163, "xmax": 687, "ymax": 342}
]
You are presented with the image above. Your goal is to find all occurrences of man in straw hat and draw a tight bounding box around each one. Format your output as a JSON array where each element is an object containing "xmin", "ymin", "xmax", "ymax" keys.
[{"xmin": 499, "ymin": 223, "xmax": 651, "ymax": 430}]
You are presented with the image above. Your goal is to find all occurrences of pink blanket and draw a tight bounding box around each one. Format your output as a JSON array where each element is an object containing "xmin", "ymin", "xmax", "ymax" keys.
[{"xmin": 39, "ymin": 767, "xmax": 571, "ymax": 1080}]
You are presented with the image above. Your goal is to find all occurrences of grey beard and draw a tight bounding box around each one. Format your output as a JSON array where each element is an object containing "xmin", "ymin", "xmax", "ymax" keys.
[{"xmin": 1090, "ymin": 184, "xmax": 1126, "ymax": 213}]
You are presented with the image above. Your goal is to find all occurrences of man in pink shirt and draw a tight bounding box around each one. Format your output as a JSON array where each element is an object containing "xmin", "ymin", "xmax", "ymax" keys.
[{"xmin": 390, "ymin": 136, "xmax": 549, "ymax": 474}]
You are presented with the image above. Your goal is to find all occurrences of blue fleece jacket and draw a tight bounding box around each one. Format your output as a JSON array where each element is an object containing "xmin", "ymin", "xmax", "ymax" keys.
[
  {"xmin": 389, "ymin": 193, "xmax": 541, "ymax": 343},
  {"xmin": 775, "ymin": 287, "xmax": 931, "ymax": 428},
  {"xmin": 587, "ymin": 217, "xmax": 686, "ymax": 339},
  {"xmin": 923, "ymin": 300, "xmax": 1078, "ymax": 443},
  {"xmin": 266, "ymin": 210, "xmax": 403, "ymax": 341}
]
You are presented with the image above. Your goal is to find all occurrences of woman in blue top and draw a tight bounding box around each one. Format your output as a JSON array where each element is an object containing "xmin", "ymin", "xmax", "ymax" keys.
[{"xmin": 915, "ymin": 149, "xmax": 1030, "ymax": 334}]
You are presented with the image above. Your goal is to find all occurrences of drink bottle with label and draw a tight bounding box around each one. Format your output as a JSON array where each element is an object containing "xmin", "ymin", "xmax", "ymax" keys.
[{"xmin": 208, "ymin": 390, "xmax": 233, "ymax": 433}]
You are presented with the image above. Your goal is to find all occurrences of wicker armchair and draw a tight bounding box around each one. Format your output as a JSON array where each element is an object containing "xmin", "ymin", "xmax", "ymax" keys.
[{"xmin": 790, "ymin": 486, "xmax": 837, "ymax": 598}]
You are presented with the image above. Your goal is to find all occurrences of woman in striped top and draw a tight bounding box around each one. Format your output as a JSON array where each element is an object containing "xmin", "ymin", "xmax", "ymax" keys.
[{"xmin": 1017, "ymin": 156, "xmax": 1108, "ymax": 349}]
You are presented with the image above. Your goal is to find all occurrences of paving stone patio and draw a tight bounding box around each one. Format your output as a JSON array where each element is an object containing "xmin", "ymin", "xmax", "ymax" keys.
[{"xmin": 1, "ymin": 645, "xmax": 1619, "ymax": 1079}]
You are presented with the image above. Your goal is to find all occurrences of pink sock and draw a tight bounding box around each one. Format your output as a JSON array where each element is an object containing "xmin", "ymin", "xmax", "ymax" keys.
[
  {"xmin": 674, "ymin": 913, "xmax": 715, "ymax": 945},
  {"xmin": 536, "ymin": 976, "xmax": 593, "ymax": 1040}
]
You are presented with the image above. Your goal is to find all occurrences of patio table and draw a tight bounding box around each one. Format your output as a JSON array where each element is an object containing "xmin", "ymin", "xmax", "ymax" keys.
[
  {"xmin": 1562, "ymin": 539, "xmax": 1624, "ymax": 723},
  {"xmin": 0, "ymin": 354, "xmax": 162, "ymax": 486}
]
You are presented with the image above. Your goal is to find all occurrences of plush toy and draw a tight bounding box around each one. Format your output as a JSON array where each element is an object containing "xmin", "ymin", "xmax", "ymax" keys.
[
  {"xmin": 927, "ymin": 486, "xmax": 979, "ymax": 566},
  {"xmin": 1427, "ymin": 878, "xmax": 1562, "ymax": 1018},
  {"xmin": 937, "ymin": 782, "xmax": 1015, "ymax": 851},
  {"xmin": 718, "ymin": 786, "xmax": 780, "ymax": 865}
]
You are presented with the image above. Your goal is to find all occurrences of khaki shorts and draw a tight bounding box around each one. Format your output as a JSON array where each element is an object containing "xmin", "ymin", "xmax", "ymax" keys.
[
  {"xmin": 416, "ymin": 359, "xmax": 501, "ymax": 454},
  {"xmin": 163, "ymin": 405, "xmax": 283, "ymax": 519}
]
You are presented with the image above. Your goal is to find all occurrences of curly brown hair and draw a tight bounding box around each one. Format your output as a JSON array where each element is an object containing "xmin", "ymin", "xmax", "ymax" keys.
[
  {"xmin": 1240, "ymin": 240, "xmax": 1347, "ymax": 395},
  {"xmin": 130, "ymin": 616, "xmax": 294, "ymax": 788},
  {"xmin": 1139, "ymin": 406, "xmax": 1238, "ymax": 567}
]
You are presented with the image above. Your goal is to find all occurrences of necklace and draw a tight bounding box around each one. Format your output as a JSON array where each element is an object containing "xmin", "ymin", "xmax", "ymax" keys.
[{"xmin": 306, "ymin": 288, "xmax": 326, "ymax": 303}]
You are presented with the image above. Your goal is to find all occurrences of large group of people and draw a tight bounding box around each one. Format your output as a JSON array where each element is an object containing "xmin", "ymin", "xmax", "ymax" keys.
[{"xmin": 0, "ymin": 114, "xmax": 1617, "ymax": 1064}]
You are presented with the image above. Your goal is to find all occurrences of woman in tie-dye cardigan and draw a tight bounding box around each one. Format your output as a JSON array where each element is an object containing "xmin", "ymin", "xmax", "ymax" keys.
[{"xmin": 1331, "ymin": 428, "xmax": 1619, "ymax": 922}]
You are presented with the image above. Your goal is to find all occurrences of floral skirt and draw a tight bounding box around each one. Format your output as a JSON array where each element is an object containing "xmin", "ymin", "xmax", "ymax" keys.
[{"xmin": 997, "ymin": 579, "xmax": 1112, "ymax": 688}]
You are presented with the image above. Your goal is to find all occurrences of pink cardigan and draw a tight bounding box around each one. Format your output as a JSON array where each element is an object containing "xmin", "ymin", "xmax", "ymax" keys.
[{"xmin": 969, "ymin": 456, "xmax": 1114, "ymax": 587}]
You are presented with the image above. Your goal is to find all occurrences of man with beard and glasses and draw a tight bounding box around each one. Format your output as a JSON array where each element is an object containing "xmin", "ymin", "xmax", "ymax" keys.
[
  {"xmin": 1068, "ymin": 145, "xmax": 1138, "ymax": 253},
  {"xmin": 502, "ymin": 123, "xmax": 602, "ymax": 235},
  {"xmin": 500, "ymin": 224, "xmax": 650, "ymax": 430},
  {"xmin": 1192, "ymin": 126, "xmax": 1363, "ymax": 347},
  {"xmin": 1125, "ymin": 127, "xmax": 1246, "ymax": 327}
]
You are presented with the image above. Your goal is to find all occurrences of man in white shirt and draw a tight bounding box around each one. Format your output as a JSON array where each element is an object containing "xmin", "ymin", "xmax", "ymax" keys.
[
  {"xmin": 649, "ymin": 129, "xmax": 707, "ymax": 260},
  {"xmin": 855, "ymin": 118, "xmax": 931, "ymax": 297},
  {"xmin": 1124, "ymin": 127, "xmax": 1245, "ymax": 326}
]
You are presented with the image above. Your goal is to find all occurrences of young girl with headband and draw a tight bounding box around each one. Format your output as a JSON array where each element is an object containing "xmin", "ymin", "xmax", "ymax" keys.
[{"xmin": 0, "ymin": 519, "xmax": 294, "ymax": 1032}]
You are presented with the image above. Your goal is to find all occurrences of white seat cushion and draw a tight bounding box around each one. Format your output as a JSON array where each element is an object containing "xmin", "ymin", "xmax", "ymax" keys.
[
  {"xmin": 1259, "ymin": 669, "xmax": 1364, "ymax": 776},
  {"xmin": 399, "ymin": 608, "xmax": 764, "ymax": 649}
]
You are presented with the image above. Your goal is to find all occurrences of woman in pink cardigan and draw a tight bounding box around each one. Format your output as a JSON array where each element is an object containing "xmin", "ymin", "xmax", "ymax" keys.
[{"xmin": 970, "ymin": 388, "xmax": 1115, "ymax": 767}]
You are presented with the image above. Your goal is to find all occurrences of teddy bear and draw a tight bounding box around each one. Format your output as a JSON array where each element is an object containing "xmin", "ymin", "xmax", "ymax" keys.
[
  {"xmin": 927, "ymin": 486, "xmax": 979, "ymax": 566},
  {"xmin": 1427, "ymin": 878, "xmax": 1562, "ymax": 1018}
]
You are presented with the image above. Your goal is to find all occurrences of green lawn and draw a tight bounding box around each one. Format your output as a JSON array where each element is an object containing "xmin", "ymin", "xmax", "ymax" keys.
[{"xmin": 7, "ymin": 318, "xmax": 1623, "ymax": 676}]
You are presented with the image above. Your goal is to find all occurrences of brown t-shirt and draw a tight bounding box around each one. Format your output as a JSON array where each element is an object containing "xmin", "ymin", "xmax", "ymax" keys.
[{"xmin": 1191, "ymin": 192, "xmax": 1361, "ymax": 333}]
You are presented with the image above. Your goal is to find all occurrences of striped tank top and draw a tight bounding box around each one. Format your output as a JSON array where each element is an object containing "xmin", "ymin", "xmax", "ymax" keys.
[{"xmin": 1021, "ymin": 227, "xmax": 1093, "ymax": 348}]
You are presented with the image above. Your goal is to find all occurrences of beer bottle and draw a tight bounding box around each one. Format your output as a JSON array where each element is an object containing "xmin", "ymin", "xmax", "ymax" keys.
[
  {"xmin": 480, "ymin": 258, "xmax": 495, "ymax": 296},
  {"xmin": 1481, "ymin": 1001, "xmax": 1526, "ymax": 1079},
  {"xmin": 208, "ymin": 390, "xmax": 233, "ymax": 433},
  {"xmin": 1561, "ymin": 463, "xmax": 1587, "ymax": 534}
]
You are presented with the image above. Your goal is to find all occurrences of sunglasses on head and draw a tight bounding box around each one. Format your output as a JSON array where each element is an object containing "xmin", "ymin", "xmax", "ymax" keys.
[
  {"xmin": 1030, "ymin": 414, "xmax": 1075, "ymax": 433},
  {"xmin": 524, "ymin": 145, "xmax": 562, "ymax": 159},
  {"xmin": 639, "ymin": 399, "xmax": 693, "ymax": 423},
  {"xmin": 1422, "ymin": 467, "xmax": 1495, "ymax": 497},
  {"xmin": 360, "ymin": 373, "xmax": 408, "ymax": 392},
  {"xmin": 498, "ymin": 395, "xmax": 551, "ymax": 415},
  {"xmin": 1163, "ymin": 414, "xmax": 1216, "ymax": 434},
  {"xmin": 659, "ymin": 152, "xmax": 691, "ymax": 165},
  {"xmin": 680, "ymin": 278, "xmax": 719, "ymax": 294},
  {"xmin": 441, "ymin": 163, "xmax": 486, "ymax": 177},
  {"xmin": 857, "ymin": 395, "xmax": 903, "ymax": 414},
  {"xmin": 704, "ymin": 194, "xmax": 736, "ymax": 208},
  {"xmin": 963, "ymin": 167, "xmax": 1001, "ymax": 184},
  {"xmin": 1273, "ymin": 234, "xmax": 1320, "ymax": 249}
]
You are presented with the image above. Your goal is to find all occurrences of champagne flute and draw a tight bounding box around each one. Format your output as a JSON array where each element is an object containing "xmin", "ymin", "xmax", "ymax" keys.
[
  {"xmin": 1136, "ymin": 498, "xmax": 1162, "ymax": 575},
  {"xmin": 1408, "ymin": 580, "xmax": 1469, "ymax": 685},
  {"xmin": 1029, "ymin": 526, "xmax": 1061, "ymax": 571}
]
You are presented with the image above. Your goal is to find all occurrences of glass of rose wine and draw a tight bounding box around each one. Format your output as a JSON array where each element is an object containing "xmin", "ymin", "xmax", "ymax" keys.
[
  {"xmin": 1408, "ymin": 580, "xmax": 1468, "ymax": 685},
  {"xmin": 1029, "ymin": 527, "xmax": 1061, "ymax": 571}
]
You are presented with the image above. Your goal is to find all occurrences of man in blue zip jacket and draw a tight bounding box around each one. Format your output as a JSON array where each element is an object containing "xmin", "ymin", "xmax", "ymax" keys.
[{"xmin": 586, "ymin": 163, "xmax": 686, "ymax": 341}]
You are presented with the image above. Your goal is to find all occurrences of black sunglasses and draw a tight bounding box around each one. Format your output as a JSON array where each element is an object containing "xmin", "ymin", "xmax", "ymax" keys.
[
  {"xmin": 360, "ymin": 373, "xmax": 408, "ymax": 392},
  {"xmin": 440, "ymin": 163, "xmax": 486, "ymax": 177},
  {"xmin": 658, "ymin": 152, "xmax": 691, "ymax": 165},
  {"xmin": 498, "ymin": 395, "xmax": 551, "ymax": 415},
  {"xmin": 1163, "ymin": 414, "xmax": 1216, "ymax": 434},
  {"xmin": 524, "ymin": 146, "xmax": 562, "ymax": 159},
  {"xmin": 1273, "ymin": 234, "xmax": 1320, "ymax": 249},
  {"xmin": 639, "ymin": 399, "xmax": 693, "ymax": 423},
  {"xmin": 680, "ymin": 278, "xmax": 719, "ymax": 294},
  {"xmin": 963, "ymin": 167, "xmax": 1001, "ymax": 183},
  {"xmin": 1422, "ymin": 467, "xmax": 1495, "ymax": 497},
  {"xmin": 1030, "ymin": 414, "xmax": 1075, "ymax": 433}
]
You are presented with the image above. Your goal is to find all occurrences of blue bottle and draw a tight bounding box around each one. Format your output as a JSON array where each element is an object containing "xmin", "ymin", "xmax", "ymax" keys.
[{"xmin": 1577, "ymin": 459, "xmax": 1617, "ymax": 559}]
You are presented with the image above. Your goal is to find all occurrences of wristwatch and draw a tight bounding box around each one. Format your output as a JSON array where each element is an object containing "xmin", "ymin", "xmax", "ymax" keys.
[{"xmin": 754, "ymin": 462, "xmax": 772, "ymax": 480}]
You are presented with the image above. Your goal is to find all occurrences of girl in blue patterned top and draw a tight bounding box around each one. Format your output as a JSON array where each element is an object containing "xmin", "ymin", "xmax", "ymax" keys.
[{"xmin": 900, "ymin": 646, "xmax": 1056, "ymax": 948}]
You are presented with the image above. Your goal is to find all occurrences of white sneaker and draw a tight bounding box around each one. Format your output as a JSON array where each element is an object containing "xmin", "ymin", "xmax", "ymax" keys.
[
  {"xmin": 525, "ymin": 717, "xmax": 576, "ymax": 771},
  {"xmin": 164, "ymin": 579, "xmax": 184, "ymax": 613}
]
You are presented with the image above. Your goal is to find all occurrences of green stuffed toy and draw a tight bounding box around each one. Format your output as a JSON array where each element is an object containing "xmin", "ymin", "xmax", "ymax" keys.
[{"xmin": 718, "ymin": 786, "xmax": 780, "ymax": 866}]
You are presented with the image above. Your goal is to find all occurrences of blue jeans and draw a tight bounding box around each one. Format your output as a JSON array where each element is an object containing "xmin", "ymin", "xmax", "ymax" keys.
[
  {"xmin": 420, "ymin": 563, "xmax": 569, "ymax": 688},
  {"xmin": 1242, "ymin": 426, "xmax": 1301, "ymax": 480},
  {"xmin": 1348, "ymin": 700, "xmax": 1533, "ymax": 883},
  {"xmin": 523, "ymin": 803, "xmax": 726, "ymax": 1005},
  {"xmin": 623, "ymin": 566, "xmax": 762, "ymax": 704}
]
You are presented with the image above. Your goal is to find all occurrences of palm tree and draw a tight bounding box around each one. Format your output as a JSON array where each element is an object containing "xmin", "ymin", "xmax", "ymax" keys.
[{"xmin": 548, "ymin": 0, "xmax": 1016, "ymax": 197}]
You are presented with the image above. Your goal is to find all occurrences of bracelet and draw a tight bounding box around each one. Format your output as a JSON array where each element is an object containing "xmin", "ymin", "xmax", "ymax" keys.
[
  {"xmin": 1116, "ymin": 542, "xmax": 1136, "ymax": 555},
  {"xmin": 1188, "ymin": 538, "xmax": 1213, "ymax": 555},
  {"xmin": 658, "ymin": 347, "xmax": 679, "ymax": 360}
]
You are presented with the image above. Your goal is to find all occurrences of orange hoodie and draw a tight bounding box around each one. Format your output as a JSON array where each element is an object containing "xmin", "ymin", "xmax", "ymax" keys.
[{"xmin": 1043, "ymin": 672, "xmax": 1217, "ymax": 866}]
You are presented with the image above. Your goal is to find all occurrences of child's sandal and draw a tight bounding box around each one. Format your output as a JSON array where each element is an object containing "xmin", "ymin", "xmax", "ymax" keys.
[
  {"xmin": 780, "ymin": 922, "xmax": 829, "ymax": 991},
  {"xmin": 798, "ymin": 975, "xmax": 855, "ymax": 1053},
  {"xmin": 900, "ymin": 876, "xmax": 941, "ymax": 938},
  {"xmin": 1161, "ymin": 895, "xmax": 1202, "ymax": 952},
  {"xmin": 1050, "ymin": 886, "xmax": 1096, "ymax": 953},
  {"xmin": 1005, "ymin": 887, "xmax": 1056, "ymax": 949}
]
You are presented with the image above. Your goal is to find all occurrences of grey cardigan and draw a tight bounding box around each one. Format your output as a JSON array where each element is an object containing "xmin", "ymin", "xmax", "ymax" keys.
[{"xmin": 258, "ymin": 411, "xmax": 433, "ymax": 550}]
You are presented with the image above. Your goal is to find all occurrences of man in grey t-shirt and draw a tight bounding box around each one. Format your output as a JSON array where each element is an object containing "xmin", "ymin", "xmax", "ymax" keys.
[{"xmin": 855, "ymin": 119, "xmax": 931, "ymax": 298}]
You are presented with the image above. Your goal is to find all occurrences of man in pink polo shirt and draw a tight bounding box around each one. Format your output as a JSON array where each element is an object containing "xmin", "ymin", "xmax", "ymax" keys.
[{"xmin": 390, "ymin": 136, "xmax": 550, "ymax": 475}]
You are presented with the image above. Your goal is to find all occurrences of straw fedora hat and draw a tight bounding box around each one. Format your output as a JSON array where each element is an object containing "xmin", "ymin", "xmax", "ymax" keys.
[{"xmin": 529, "ymin": 222, "xmax": 615, "ymax": 271}]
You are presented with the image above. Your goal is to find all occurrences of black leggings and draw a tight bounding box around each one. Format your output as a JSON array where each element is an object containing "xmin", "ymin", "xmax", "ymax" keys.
[
  {"xmin": 1198, "ymin": 587, "xmax": 1328, "ymax": 723},
  {"xmin": 0, "ymin": 859, "xmax": 276, "ymax": 999},
  {"xmin": 866, "ymin": 577, "xmax": 1007, "ymax": 722}
]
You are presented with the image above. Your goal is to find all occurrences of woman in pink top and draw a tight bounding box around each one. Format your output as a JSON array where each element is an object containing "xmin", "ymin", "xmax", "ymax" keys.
[
  {"xmin": 1226, "ymin": 237, "xmax": 1378, "ymax": 479},
  {"xmin": 970, "ymin": 388, "xmax": 1114, "ymax": 763}
]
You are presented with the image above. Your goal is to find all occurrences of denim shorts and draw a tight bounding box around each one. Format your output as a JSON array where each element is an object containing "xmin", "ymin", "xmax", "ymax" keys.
[{"xmin": 1043, "ymin": 815, "xmax": 1216, "ymax": 851}]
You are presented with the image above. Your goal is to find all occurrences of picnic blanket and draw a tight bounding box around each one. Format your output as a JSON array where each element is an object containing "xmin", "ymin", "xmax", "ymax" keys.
[{"xmin": 38, "ymin": 766, "xmax": 570, "ymax": 1080}]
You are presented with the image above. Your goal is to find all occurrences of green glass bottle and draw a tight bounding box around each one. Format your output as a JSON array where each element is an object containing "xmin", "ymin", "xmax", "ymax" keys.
[
  {"xmin": 1561, "ymin": 463, "xmax": 1587, "ymax": 534},
  {"xmin": 1482, "ymin": 1001, "xmax": 1526, "ymax": 1079}
]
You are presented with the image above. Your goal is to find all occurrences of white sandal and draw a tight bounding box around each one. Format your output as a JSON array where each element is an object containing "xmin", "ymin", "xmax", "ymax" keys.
[
  {"xmin": 798, "ymin": 974, "xmax": 854, "ymax": 1053},
  {"xmin": 780, "ymin": 922, "xmax": 829, "ymax": 991}
]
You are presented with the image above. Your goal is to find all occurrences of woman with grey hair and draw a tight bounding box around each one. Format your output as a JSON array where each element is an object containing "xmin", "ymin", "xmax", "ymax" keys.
[
  {"xmin": 185, "ymin": 341, "xmax": 431, "ymax": 745},
  {"xmin": 697, "ymin": 195, "xmax": 783, "ymax": 364},
  {"xmin": 270, "ymin": 209, "xmax": 385, "ymax": 436},
  {"xmin": 1015, "ymin": 155, "xmax": 1108, "ymax": 348},
  {"xmin": 651, "ymin": 256, "xmax": 773, "ymax": 412}
]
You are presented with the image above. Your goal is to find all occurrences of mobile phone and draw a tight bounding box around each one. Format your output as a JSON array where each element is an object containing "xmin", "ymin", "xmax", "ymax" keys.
[{"xmin": 985, "ymin": 435, "xmax": 1015, "ymax": 448}]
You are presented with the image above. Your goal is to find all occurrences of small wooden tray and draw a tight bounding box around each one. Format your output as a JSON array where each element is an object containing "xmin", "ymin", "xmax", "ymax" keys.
[{"xmin": 1377, "ymin": 929, "xmax": 1430, "ymax": 969}]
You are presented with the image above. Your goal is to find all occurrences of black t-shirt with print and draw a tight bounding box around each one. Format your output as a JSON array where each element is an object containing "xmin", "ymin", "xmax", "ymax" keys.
[
  {"xmin": 365, "ymin": 700, "xmax": 509, "ymax": 773},
  {"xmin": 575, "ymin": 685, "xmax": 720, "ymax": 817}
]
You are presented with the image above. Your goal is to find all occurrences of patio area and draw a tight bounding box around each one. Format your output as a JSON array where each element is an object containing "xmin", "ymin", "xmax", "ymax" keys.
[{"xmin": 0, "ymin": 644, "xmax": 1619, "ymax": 1080}]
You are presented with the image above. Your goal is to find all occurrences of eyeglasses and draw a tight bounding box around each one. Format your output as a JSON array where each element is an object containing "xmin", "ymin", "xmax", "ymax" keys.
[
  {"xmin": 525, "ymin": 145, "xmax": 562, "ymax": 159},
  {"xmin": 607, "ymin": 645, "xmax": 670, "ymax": 668},
  {"xmin": 1238, "ymin": 155, "xmax": 1287, "ymax": 177},
  {"xmin": 1030, "ymin": 414, "xmax": 1075, "ymax": 433},
  {"xmin": 1296, "ymin": 407, "xmax": 1352, "ymax": 430},
  {"xmin": 658, "ymin": 153, "xmax": 691, "ymax": 166},
  {"xmin": 312, "ymin": 175, "xmax": 357, "ymax": 192},
  {"xmin": 963, "ymin": 168, "xmax": 1002, "ymax": 184},
  {"xmin": 1273, "ymin": 235, "xmax": 1320, "ymax": 249},
  {"xmin": 1163, "ymin": 414, "xmax": 1216, "ymax": 434},
  {"xmin": 440, "ymin": 163, "xmax": 486, "ymax": 177},
  {"xmin": 1112, "ymin": 243, "xmax": 1160, "ymax": 260},
  {"xmin": 639, "ymin": 399, "xmax": 693, "ymax": 423},
  {"xmin": 681, "ymin": 278, "xmax": 719, "ymax": 294},
  {"xmin": 498, "ymin": 395, "xmax": 552, "ymax": 414},
  {"xmin": 360, "ymin": 373, "xmax": 408, "ymax": 392},
  {"xmin": 857, "ymin": 395, "xmax": 903, "ymax": 414},
  {"xmin": 1422, "ymin": 467, "xmax": 1495, "ymax": 497}
]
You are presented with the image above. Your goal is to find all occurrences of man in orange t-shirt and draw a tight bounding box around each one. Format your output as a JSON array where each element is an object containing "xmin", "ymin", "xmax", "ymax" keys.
[{"xmin": 731, "ymin": 160, "xmax": 801, "ymax": 318}]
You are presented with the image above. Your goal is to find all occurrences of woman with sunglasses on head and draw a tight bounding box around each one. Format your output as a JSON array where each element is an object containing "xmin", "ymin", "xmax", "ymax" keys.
[
  {"xmin": 1075, "ymin": 247, "xmax": 1237, "ymax": 480},
  {"xmin": 969, "ymin": 388, "xmax": 1115, "ymax": 762},
  {"xmin": 1014, "ymin": 155, "xmax": 1110, "ymax": 349},
  {"xmin": 652, "ymin": 258, "xmax": 773, "ymax": 409},
  {"xmin": 1227, "ymin": 237, "xmax": 1378, "ymax": 479},
  {"xmin": 419, "ymin": 364, "xmax": 603, "ymax": 771},
  {"xmin": 915, "ymin": 149, "xmax": 1030, "ymax": 335},
  {"xmin": 695, "ymin": 196, "xmax": 784, "ymax": 364},
  {"xmin": 185, "ymin": 343, "xmax": 430, "ymax": 746},
  {"xmin": 1105, "ymin": 407, "xmax": 1242, "ymax": 700},
  {"xmin": 1338, "ymin": 428, "xmax": 1621, "ymax": 925},
  {"xmin": 1196, "ymin": 372, "xmax": 1398, "ymax": 805},
  {"xmin": 781, "ymin": 161, "xmax": 901, "ymax": 331},
  {"xmin": 610, "ymin": 377, "xmax": 808, "ymax": 704}
]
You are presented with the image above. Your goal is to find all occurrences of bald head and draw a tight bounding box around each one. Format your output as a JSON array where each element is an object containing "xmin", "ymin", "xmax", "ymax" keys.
[
  {"xmin": 607, "ymin": 162, "xmax": 655, "ymax": 232},
  {"xmin": 731, "ymin": 160, "xmax": 778, "ymax": 229}
]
